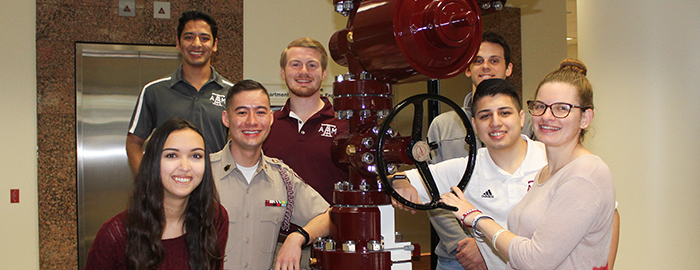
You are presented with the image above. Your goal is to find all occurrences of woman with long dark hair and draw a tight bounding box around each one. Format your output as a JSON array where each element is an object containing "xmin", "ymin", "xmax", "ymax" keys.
[{"xmin": 86, "ymin": 118, "xmax": 228, "ymax": 270}]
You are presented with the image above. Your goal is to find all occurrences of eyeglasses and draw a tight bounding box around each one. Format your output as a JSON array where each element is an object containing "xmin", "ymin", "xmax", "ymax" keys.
[{"xmin": 527, "ymin": 100, "xmax": 588, "ymax": 118}]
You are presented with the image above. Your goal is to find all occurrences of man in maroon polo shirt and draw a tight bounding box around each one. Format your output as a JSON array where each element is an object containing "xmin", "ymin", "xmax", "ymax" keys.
[
  {"xmin": 263, "ymin": 37, "xmax": 349, "ymax": 269},
  {"xmin": 263, "ymin": 37, "xmax": 349, "ymax": 204}
]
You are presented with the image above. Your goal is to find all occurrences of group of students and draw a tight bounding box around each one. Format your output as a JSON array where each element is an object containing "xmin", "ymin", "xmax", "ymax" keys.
[
  {"xmin": 87, "ymin": 10, "xmax": 339, "ymax": 270},
  {"xmin": 85, "ymin": 8, "xmax": 619, "ymax": 270},
  {"xmin": 393, "ymin": 33, "xmax": 619, "ymax": 270}
]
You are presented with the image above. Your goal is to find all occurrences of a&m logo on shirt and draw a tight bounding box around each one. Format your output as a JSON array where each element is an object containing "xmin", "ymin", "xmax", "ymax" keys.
[
  {"xmin": 318, "ymin": 124, "xmax": 337, "ymax": 138},
  {"xmin": 210, "ymin": 93, "xmax": 226, "ymax": 108}
]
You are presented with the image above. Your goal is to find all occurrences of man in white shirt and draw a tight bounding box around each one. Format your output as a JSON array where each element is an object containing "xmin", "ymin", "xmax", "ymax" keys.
[{"xmin": 393, "ymin": 78, "xmax": 546, "ymax": 270}]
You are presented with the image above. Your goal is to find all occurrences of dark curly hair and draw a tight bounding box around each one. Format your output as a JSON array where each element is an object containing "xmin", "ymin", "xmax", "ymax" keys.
[{"xmin": 125, "ymin": 118, "xmax": 223, "ymax": 270}]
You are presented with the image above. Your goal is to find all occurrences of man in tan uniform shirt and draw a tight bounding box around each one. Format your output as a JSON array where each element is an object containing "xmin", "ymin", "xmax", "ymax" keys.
[{"xmin": 211, "ymin": 79, "xmax": 331, "ymax": 270}]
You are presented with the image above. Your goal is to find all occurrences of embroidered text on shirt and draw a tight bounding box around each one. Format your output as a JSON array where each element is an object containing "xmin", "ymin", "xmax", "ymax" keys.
[
  {"xmin": 210, "ymin": 93, "xmax": 226, "ymax": 107},
  {"xmin": 318, "ymin": 123, "xmax": 337, "ymax": 138}
]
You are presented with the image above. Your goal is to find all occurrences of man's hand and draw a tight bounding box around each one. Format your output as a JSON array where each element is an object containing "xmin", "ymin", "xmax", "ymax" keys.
[
  {"xmin": 125, "ymin": 133, "xmax": 145, "ymax": 177},
  {"xmin": 274, "ymin": 233, "xmax": 304, "ymax": 270},
  {"xmin": 456, "ymin": 237, "xmax": 487, "ymax": 270},
  {"xmin": 391, "ymin": 176, "xmax": 421, "ymax": 214}
]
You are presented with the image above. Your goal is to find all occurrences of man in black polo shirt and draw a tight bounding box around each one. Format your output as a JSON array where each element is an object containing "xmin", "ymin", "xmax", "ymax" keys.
[{"xmin": 126, "ymin": 10, "xmax": 233, "ymax": 175}]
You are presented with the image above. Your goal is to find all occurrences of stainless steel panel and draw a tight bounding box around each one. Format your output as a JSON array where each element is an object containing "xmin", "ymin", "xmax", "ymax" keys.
[{"xmin": 76, "ymin": 43, "xmax": 180, "ymax": 269}]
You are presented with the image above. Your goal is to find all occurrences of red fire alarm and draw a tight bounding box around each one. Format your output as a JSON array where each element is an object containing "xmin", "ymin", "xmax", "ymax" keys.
[{"xmin": 10, "ymin": 189, "xmax": 19, "ymax": 203}]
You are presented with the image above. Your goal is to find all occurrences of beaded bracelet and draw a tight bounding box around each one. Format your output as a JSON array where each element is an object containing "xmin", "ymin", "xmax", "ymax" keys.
[
  {"xmin": 471, "ymin": 214, "xmax": 494, "ymax": 237},
  {"xmin": 491, "ymin": 229, "xmax": 508, "ymax": 253},
  {"xmin": 460, "ymin": 208, "xmax": 481, "ymax": 227}
]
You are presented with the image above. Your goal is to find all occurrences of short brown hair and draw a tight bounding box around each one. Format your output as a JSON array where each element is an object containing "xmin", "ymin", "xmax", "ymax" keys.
[{"xmin": 279, "ymin": 37, "xmax": 328, "ymax": 71}]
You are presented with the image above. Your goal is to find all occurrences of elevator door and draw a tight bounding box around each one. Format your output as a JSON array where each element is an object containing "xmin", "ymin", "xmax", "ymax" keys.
[{"xmin": 76, "ymin": 43, "xmax": 181, "ymax": 268}]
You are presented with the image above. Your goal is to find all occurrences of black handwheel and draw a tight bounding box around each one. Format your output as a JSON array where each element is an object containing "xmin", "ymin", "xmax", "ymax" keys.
[{"xmin": 376, "ymin": 94, "xmax": 477, "ymax": 211}]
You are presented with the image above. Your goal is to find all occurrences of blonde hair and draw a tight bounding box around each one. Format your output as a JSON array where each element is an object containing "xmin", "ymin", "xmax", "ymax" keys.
[
  {"xmin": 534, "ymin": 58, "xmax": 593, "ymax": 141},
  {"xmin": 279, "ymin": 37, "xmax": 328, "ymax": 71}
]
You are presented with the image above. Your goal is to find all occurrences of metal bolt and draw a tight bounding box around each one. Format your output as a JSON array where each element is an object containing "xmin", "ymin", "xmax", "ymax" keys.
[
  {"xmin": 367, "ymin": 240, "xmax": 383, "ymax": 251},
  {"xmin": 314, "ymin": 237, "xmax": 324, "ymax": 250},
  {"xmin": 335, "ymin": 1, "xmax": 352, "ymax": 16},
  {"xmin": 343, "ymin": 0, "xmax": 354, "ymax": 11},
  {"xmin": 386, "ymin": 127, "xmax": 397, "ymax": 137},
  {"xmin": 335, "ymin": 182, "xmax": 345, "ymax": 191},
  {"xmin": 324, "ymin": 239, "xmax": 336, "ymax": 251},
  {"xmin": 335, "ymin": 2, "xmax": 344, "ymax": 13},
  {"xmin": 361, "ymin": 152, "xmax": 375, "ymax": 164},
  {"xmin": 344, "ymin": 110, "xmax": 354, "ymax": 119},
  {"xmin": 377, "ymin": 109, "xmax": 390, "ymax": 120},
  {"xmin": 337, "ymin": 181, "xmax": 351, "ymax": 191},
  {"xmin": 359, "ymin": 180, "xmax": 370, "ymax": 191},
  {"xmin": 395, "ymin": 231, "xmax": 403, "ymax": 242},
  {"xmin": 493, "ymin": 1, "xmax": 503, "ymax": 10},
  {"xmin": 335, "ymin": 110, "xmax": 345, "ymax": 120},
  {"xmin": 360, "ymin": 109, "xmax": 371, "ymax": 119},
  {"xmin": 342, "ymin": 240, "xmax": 356, "ymax": 252},
  {"xmin": 346, "ymin": 144, "xmax": 357, "ymax": 155},
  {"xmin": 480, "ymin": 2, "xmax": 491, "ymax": 10},
  {"xmin": 362, "ymin": 137, "xmax": 374, "ymax": 148},
  {"xmin": 387, "ymin": 164, "xmax": 398, "ymax": 175},
  {"xmin": 359, "ymin": 71, "xmax": 374, "ymax": 80}
]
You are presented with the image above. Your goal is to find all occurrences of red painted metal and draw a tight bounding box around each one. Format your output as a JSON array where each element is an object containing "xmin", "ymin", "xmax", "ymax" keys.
[
  {"xmin": 333, "ymin": 190, "xmax": 392, "ymax": 206},
  {"xmin": 311, "ymin": 206, "xmax": 392, "ymax": 269},
  {"xmin": 330, "ymin": 0, "xmax": 482, "ymax": 84},
  {"xmin": 318, "ymin": 0, "xmax": 487, "ymax": 268},
  {"xmin": 331, "ymin": 206, "xmax": 382, "ymax": 244},
  {"xmin": 311, "ymin": 248, "xmax": 392, "ymax": 270}
]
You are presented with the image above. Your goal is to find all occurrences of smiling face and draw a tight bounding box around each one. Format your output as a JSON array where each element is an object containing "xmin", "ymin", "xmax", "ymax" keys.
[
  {"xmin": 472, "ymin": 94, "xmax": 524, "ymax": 152},
  {"xmin": 160, "ymin": 128, "xmax": 205, "ymax": 202},
  {"xmin": 176, "ymin": 19, "xmax": 218, "ymax": 69},
  {"xmin": 532, "ymin": 82, "xmax": 592, "ymax": 148},
  {"xmin": 281, "ymin": 47, "xmax": 327, "ymax": 97},
  {"xmin": 223, "ymin": 89, "xmax": 274, "ymax": 152},
  {"xmin": 466, "ymin": 42, "xmax": 513, "ymax": 88}
]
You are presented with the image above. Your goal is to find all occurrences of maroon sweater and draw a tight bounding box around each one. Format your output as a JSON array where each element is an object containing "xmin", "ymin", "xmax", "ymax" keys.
[{"xmin": 85, "ymin": 205, "xmax": 228, "ymax": 270}]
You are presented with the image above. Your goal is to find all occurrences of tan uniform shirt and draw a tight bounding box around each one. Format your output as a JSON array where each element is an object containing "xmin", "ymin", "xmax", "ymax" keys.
[{"xmin": 211, "ymin": 142, "xmax": 329, "ymax": 270}]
